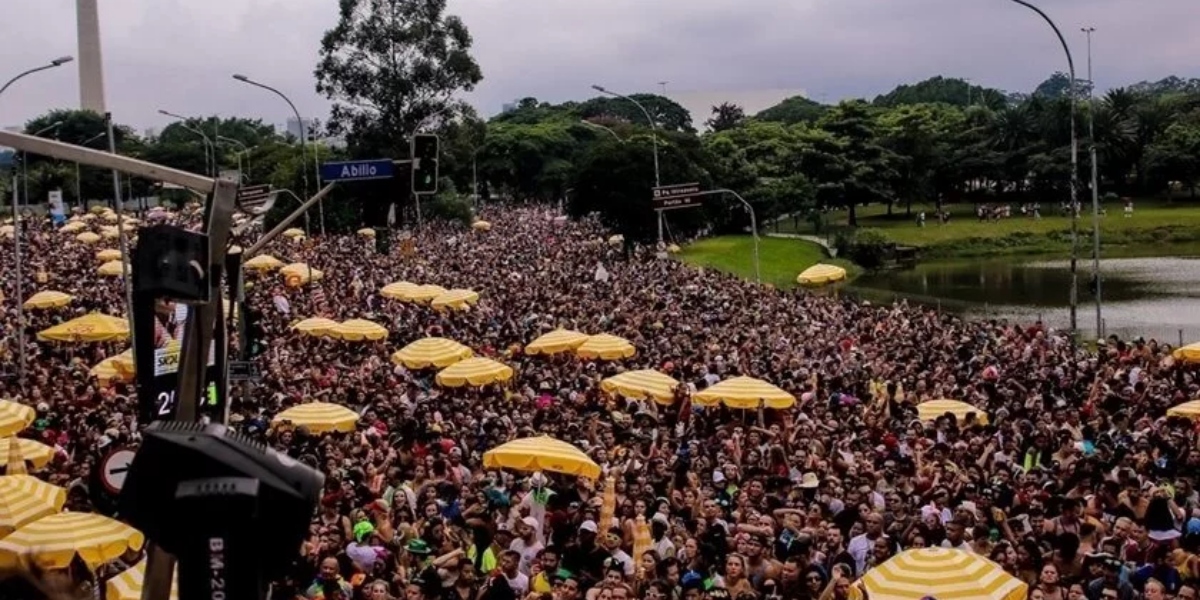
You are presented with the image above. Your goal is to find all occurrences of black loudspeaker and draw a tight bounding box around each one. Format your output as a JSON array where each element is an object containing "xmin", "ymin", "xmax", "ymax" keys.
[{"xmin": 133, "ymin": 225, "xmax": 210, "ymax": 303}]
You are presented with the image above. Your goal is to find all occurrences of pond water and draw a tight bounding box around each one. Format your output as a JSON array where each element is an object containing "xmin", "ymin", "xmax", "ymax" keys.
[{"xmin": 851, "ymin": 256, "xmax": 1200, "ymax": 343}]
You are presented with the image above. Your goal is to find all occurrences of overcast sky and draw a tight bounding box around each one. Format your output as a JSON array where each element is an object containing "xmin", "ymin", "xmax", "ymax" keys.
[{"xmin": 1, "ymin": 0, "xmax": 1197, "ymax": 132}]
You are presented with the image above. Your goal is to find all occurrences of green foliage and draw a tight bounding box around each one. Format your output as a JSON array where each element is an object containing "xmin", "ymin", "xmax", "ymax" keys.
[
  {"xmin": 705, "ymin": 103, "xmax": 746, "ymax": 132},
  {"xmin": 844, "ymin": 228, "xmax": 891, "ymax": 269},
  {"xmin": 578, "ymin": 94, "xmax": 695, "ymax": 133},
  {"xmin": 314, "ymin": 0, "xmax": 483, "ymax": 157},
  {"xmin": 754, "ymin": 96, "xmax": 826, "ymax": 124},
  {"xmin": 873, "ymin": 76, "xmax": 1007, "ymax": 109}
]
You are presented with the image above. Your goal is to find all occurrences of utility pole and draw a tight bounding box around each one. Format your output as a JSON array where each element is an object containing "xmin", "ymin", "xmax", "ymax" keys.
[{"xmin": 1082, "ymin": 25, "xmax": 1102, "ymax": 338}]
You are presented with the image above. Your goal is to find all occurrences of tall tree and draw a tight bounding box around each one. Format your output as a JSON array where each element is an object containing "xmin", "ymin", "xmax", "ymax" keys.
[
  {"xmin": 315, "ymin": 0, "xmax": 483, "ymax": 157},
  {"xmin": 755, "ymin": 95, "xmax": 826, "ymax": 124},
  {"xmin": 706, "ymin": 102, "xmax": 746, "ymax": 132}
]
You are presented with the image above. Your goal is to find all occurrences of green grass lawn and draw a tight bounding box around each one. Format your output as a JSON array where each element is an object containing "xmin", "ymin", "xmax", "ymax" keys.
[
  {"xmin": 778, "ymin": 199, "xmax": 1200, "ymax": 258},
  {"xmin": 677, "ymin": 235, "xmax": 856, "ymax": 289}
]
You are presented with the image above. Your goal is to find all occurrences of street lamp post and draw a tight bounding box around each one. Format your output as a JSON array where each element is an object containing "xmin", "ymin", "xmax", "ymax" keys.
[
  {"xmin": 76, "ymin": 132, "xmax": 106, "ymax": 209},
  {"xmin": 1008, "ymin": 0, "xmax": 1081, "ymax": 339},
  {"xmin": 0, "ymin": 55, "xmax": 72, "ymax": 388},
  {"xmin": 1082, "ymin": 26, "xmax": 1102, "ymax": 338},
  {"xmin": 592, "ymin": 84, "xmax": 663, "ymax": 242},
  {"xmin": 159, "ymin": 110, "xmax": 215, "ymax": 176},
  {"xmin": 232, "ymin": 74, "xmax": 323, "ymax": 235},
  {"xmin": 579, "ymin": 119, "xmax": 624, "ymax": 142},
  {"xmin": 218, "ymin": 136, "xmax": 251, "ymax": 181}
]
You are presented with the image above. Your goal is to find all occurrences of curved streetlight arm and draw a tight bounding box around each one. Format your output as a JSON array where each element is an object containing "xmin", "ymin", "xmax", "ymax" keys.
[
  {"xmin": 1007, "ymin": 0, "xmax": 1077, "ymax": 87},
  {"xmin": 592, "ymin": 85, "xmax": 661, "ymax": 186},
  {"xmin": 579, "ymin": 120, "xmax": 624, "ymax": 142},
  {"xmin": 159, "ymin": 110, "xmax": 215, "ymax": 175},
  {"xmin": 0, "ymin": 57, "xmax": 73, "ymax": 99}
]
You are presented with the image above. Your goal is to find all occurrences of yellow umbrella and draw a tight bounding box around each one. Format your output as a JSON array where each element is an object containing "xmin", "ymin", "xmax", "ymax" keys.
[
  {"xmin": 918, "ymin": 399, "xmax": 989, "ymax": 425},
  {"xmin": 0, "ymin": 225, "xmax": 13, "ymax": 238},
  {"xmin": 1167, "ymin": 400, "xmax": 1200, "ymax": 420},
  {"xmin": 90, "ymin": 356, "xmax": 128, "ymax": 385},
  {"xmin": 526, "ymin": 329, "xmax": 590, "ymax": 356},
  {"xmin": 472, "ymin": 220, "xmax": 492, "ymax": 231},
  {"xmin": 409, "ymin": 284, "xmax": 447, "ymax": 303},
  {"xmin": 76, "ymin": 231, "xmax": 101, "ymax": 244},
  {"xmin": 109, "ymin": 349, "xmax": 136, "ymax": 378},
  {"xmin": 22, "ymin": 291, "xmax": 73, "ymax": 310},
  {"xmin": 608, "ymin": 234, "xmax": 624, "ymax": 246},
  {"xmin": 1174, "ymin": 342, "xmax": 1200, "ymax": 363},
  {"xmin": 280, "ymin": 263, "xmax": 323, "ymax": 284},
  {"xmin": 37, "ymin": 313, "xmax": 130, "ymax": 343},
  {"xmin": 290, "ymin": 317, "xmax": 340, "ymax": 337},
  {"xmin": 380, "ymin": 281, "xmax": 421, "ymax": 300},
  {"xmin": 273, "ymin": 402, "xmax": 359, "ymax": 434},
  {"xmin": 575, "ymin": 334, "xmax": 636, "ymax": 360},
  {"xmin": 282, "ymin": 227, "xmax": 305, "ymax": 238},
  {"xmin": 329, "ymin": 319, "xmax": 389, "ymax": 342},
  {"xmin": 60, "ymin": 221, "xmax": 86, "ymax": 233},
  {"xmin": 391, "ymin": 337, "xmax": 473, "ymax": 369},
  {"xmin": 244, "ymin": 254, "xmax": 284, "ymax": 271},
  {"xmin": 0, "ymin": 438, "xmax": 55, "ymax": 470},
  {"xmin": 436, "ymin": 357, "xmax": 514, "ymax": 387},
  {"xmin": 430, "ymin": 289, "xmax": 480, "ymax": 311},
  {"xmin": 107, "ymin": 559, "xmax": 179, "ymax": 600},
  {"xmin": 666, "ymin": 243, "xmax": 682, "ymax": 253},
  {"xmin": 101, "ymin": 211, "xmax": 119, "ymax": 223},
  {"xmin": 0, "ymin": 400, "xmax": 36, "ymax": 437},
  {"xmin": 99, "ymin": 226, "xmax": 120, "ymax": 239},
  {"xmin": 357, "ymin": 228, "xmax": 376, "ymax": 237},
  {"xmin": 95, "ymin": 248, "xmax": 123, "ymax": 262},
  {"xmin": 601, "ymin": 370, "xmax": 680, "ymax": 405},
  {"xmin": 0, "ymin": 512, "xmax": 145, "ymax": 570},
  {"xmin": 851, "ymin": 547, "xmax": 1027, "ymax": 600},
  {"xmin": 693, "ymin": 376, "xmax": 796, "ymax": 410},
  {"xmin": 483, "ymin": 436, "xmax": 600, "ymax": 479},
  {"xmin": 796, "ymin": 263, "xmax": 847, "ymax": 286},
  {"xmin": 97, "ymin": 260, "xmax": 130, "ymax": 277}
]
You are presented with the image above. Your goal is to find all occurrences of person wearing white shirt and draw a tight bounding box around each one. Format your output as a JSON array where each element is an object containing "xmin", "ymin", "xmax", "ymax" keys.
[{"xmin": 847, "ymin": 511, "xmax": 886, "ymax": 575}]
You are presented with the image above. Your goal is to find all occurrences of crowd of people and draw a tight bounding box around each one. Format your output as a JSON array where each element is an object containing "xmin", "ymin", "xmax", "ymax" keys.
[{"xmin": 1, "ymin": 201, "xmax": 1199, "ymax": 600}]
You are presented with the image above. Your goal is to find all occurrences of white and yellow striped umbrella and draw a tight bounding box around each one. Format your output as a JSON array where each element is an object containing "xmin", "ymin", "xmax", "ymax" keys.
[
  {"xmin": 796, "ymin": 263, "xmax": 848, "ymax": 286},
  {"xmin": 436, "ymin": 357, "xmax": 514, "ymax": 388},
  {"xmin": 90, "ymin": 356, "xmax": 129, "ymax": 386},
  {"xmin": 273, "ymin": 402, "xmax": 359, "ymax": 434},
  {"xmin": 693, "ymin": 376, "xmax": 795, "ymax": 410},
  {"xmin": 290, "ymin": 317, "xmax": 340, "ymax": 337},
  {"xmin": 0, "ymin": 512, "xmax": 145, "ymax": 570},
  {"xmin": 472, "ymin": 220, "xmax": 492, "ymax": 231},
  {"xmin": 279, "ymin": 263, "xmax": 323, "ymax": 284},
  {"xmin": 380, "ymin": 281, "xmax": 419, "ymax": 300},
  {"xmin": 430, "ymin": 289, "xmax": 480, "ymax": 311},
  {"xmin": 244, "ymin": 254, "xmax": 284, "ymax": 271},
  {"xmin": 1167, "ymin": 400, "xmax": 1200, "ymax": 420},
  {"xmin": 600, "ymin": 370, "xmax": 680, "ymax": 405},
  {"xmin": 60, "ymin": 221, "xmax": 86, "ymax": 233},
  {"xmin": 107, "ymin": 559, "xmax": 179, "ymax": 600},
  {"xmin": 76, "ymin": 231, "xmax": 101, "ymax": 244},
  {"xmin": 0, "ymin": 475, "xmax": 67, "ymax": 538},
  {"xmin": 852, "ymin": 548, "xmax": 1027, "ymax": 600},
  {"xmin": 99, "ymin": 226, "xmax": 120, "ymax": 240},
  {"xmin": 409, "ymin": 284, "xmax": 447, "ymax": 303},
  {"xmin": 483, "ymin": 436, "xmax": 600, "ymax": 479},
  {"xmin": 282, "ymin": 227, "xmax": 305, "ymax": 238},
  {"xmin": 357, "ymin": 228, "xmax": 376, "ymax": 238},
  {"xmin": 525, "ymin": 329, "xmax": 590, "ymax": 356},
  {"xmin": 575, "ymin": 334, "xmax": 636, "ymax": 360},
  {"xmin": 391, "ymin": 337, "xmax": 473, "ymax": 369},
  {"xmin": 22, "ymin": 291, "xmax": 73, "ymax": 310},
  {"xmin": 329, "ymin": 319, "xmax": 388, "ymax": 342},
  {"xmin": 0, "ymin": 438, "xmax": 55, "ymax": 470},
  {"xmin": 100, "ymin": 211, "xmax": 119, "ymax": 223},
  {"xmin": 95, "ymin": 248, "xmax": 123, "ymax": 262},
  {"xmin": 97, "ymin": 260, "xmax": 129, "ymax": 277},
  {"xmin": 917, "ymin": 399, "xmax": 989, "ymax": 425},
  {"xmin": 0, "ymin": 401, "xmax": 35, "ymax": 437}
]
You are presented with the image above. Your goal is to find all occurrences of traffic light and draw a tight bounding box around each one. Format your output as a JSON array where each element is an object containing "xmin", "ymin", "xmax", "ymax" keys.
[{"xmin": 411, "ymin": 134, "xmax": 439, "ymax": 195}]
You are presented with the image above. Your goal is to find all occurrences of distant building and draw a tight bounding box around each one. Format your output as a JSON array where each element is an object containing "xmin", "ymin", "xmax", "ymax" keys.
[{"xmin": 286, "ymin": 117, "xmax": 317, "ymax": 141}]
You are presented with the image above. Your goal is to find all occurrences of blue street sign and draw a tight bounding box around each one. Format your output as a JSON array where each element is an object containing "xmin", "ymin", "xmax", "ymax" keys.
[{"xmin": 319, "ymin": 159, "xmax": 395, "ymax": 182}]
